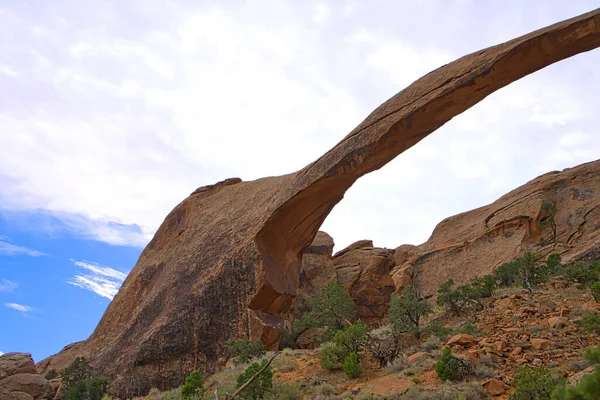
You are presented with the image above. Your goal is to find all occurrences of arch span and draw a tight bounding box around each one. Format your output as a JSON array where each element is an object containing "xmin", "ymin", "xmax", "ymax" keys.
[{"xmin": 39, "ymin": 8, "xmax": 600, "ymax": 397}]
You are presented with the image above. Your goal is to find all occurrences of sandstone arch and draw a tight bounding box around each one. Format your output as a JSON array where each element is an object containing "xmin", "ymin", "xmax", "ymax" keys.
[{"xmin": 38, "ymin": 8, "xmax": 600, "ymax": 396}]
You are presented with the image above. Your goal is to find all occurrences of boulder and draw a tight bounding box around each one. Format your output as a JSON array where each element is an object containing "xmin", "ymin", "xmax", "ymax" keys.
[
  {"xmin": 37, "ymin": 10, "xmax": 600, "ymax": 395},
  {"xmin": 446, "ymin": 334, "xmax": 480, "ymax": 348},
  {"xmin": 296, "ymin": 328, "xmax": 327, "ymax": 349},
  {"xmin": 371, "ymin": 376, "xmax": 414, "ymax": 395},
  {"xmin": 530, "ymin": 338, "xmax": 553, "ymax": 350},
  {"xmin": 333, "ymin": 245, "xmax": 396, "ymax": 323},
  {"xmin": 0, "ymin": 374, "xmax": 52, "ymax": 400},
  {"xmin": 482, "ymin": 378, "xmax": 507, "ymax": 396},
  {"xmin": 0, "ymin": 353, "xmax": 36, "ymax": 380},
  {"xmin": 548, "ymin": 317, "xmax": 569, "ymax": 329}
]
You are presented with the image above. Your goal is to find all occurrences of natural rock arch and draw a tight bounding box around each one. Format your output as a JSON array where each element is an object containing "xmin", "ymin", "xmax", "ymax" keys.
[{"xmin": 38, "ymin": 8, "xmax": 600, "ymax": 397}]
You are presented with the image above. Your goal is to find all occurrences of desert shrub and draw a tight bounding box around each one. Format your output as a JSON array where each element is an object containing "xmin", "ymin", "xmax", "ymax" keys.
[
  {"xmin": 363, "ymin": 325, "xmax": 404, "ymax": 367},
  {"xmin": 279, "ymin": 328, "xmax": 298, "ymax": 350},
  {"xmin": 333, "ymin": 320, "xmax": 368, "ymax": 357},
  {"xmin": 552, "ymin": 345, "xmax": 600, "ymax": 399},
  {"xmin": 564, "ymin": 261, "xmax": 600, "ymax": 285},
  {"xmin": 510, "ymin": 365, "xmax": 562, "ymax": 400},
  {"xmin": 383, "ymin": 354, "xmax": 409, "ymax": 374},
  {"xmin": 591, "ymin": 282, "xmax": 600, "ymax": 303},
  {"xmin": 509, "ymin": 252, "xmax": 555, "ymax": 293},
  {"xmin": 420, "ymin": 335, "xmax": 442, "ymax": 352},
  {"xmin": 62, "ymin": 357, "xmax": 108, "ymax": 400},
  {"xmin": 235, "ymin": 359, "xmax": 273, "ymax": 400},
  {"xmin": 181, "ymin": 370, "xmax": 204, "ymax": 400},
  {"xmin": 576, "ymin": 313, "xmax": 600, "ymax": 335},
  {"xmin": 494, "ymin": 261, "xmax": 521, "ymax": 287},
  {"xmin": 389, "ymin": 285, "xmax": 432, "ymax": 338},
  {"xmin": 226, "ymin": 335, "xmax": 264, "ymax": 365},
  {"xmin": 266, "ymin": 381, "xmax": 302, "ymax": 400},
  {"xmin": 318, "ymin": 342, "xmax": 341, "ymax": 370},
  {"xmin": 162, "ymin": 388, "xmax": 183, "ymax": 400},
  {"xmin": 343, "ymin": 352, "xmax": 364, "ymax": 379},
  {"xmin": 45, "ymin": 369, "xmax": 58, "ymax": 380},
  {"xmin": 435, "ymin": 347, "xmax": 471, "ymax": 382},
  {"xmin": 271, "ymin": 354, "xmax": 298, "ymax": 372},
  {"xmin": 296, "ymin": 283, "xmax": 357, "ymax": 342},
  {"xmin": 457, "ymin": 321, "xmax": 482, "ymax": 336},
  {"xmin": 402, "ymin": 382, "xmax": 486, "ymax": 400},
  {"xmin": 424, "ymin": 322, "xmax": 453, "ymax": 340},
  {"xmin": 472, "ymin": 361, "xmax": 495, "ymax": 379},
  {"xmin": 314, "ymin": 383, "xmax": 336, "ymax": 396}
]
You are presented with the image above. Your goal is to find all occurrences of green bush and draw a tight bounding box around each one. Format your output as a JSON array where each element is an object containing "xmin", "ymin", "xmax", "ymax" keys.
[
  {"xmin": 318, "ymin": 342, "xmax": 341, "ymax": 370},
  {"xmin": 494, "ymin": 261, "xmax": 521, "ymax": 287},
  {"xmin": 278, "ymin": 328, "xmax": 298, "ymax": 350},
  {"xmin": 458, "ymin": 322, "xmax": 482, "ymax": 336},
  {"xmin": 236, "ymin": 359, "xmax": 273, "ymax": 400},
  {"xmin": 180, "ymin": 370, "xmax": 204, "ymax": 399},
  {"xmin": 577, "ymin": 313, "xmax": 600, "ymax": 336},
  {"xmin": 389, "ymin": 284, "xmax": 432, "ymax": 338},
  {"xmin": 564, "ymin": 261, "xmax": 600, "ymax": 286},
  {"xmin": 62, "ymin": 357, "xmax": 108, "ymax": 400},
  {"xmin": 343, "ymin": 352, "xmax": 364, "ymax": 379},
  {"xmin": 591, "ymin": 282, "xmax": 600, "ymax": 303},
  {"xmin": 424, "ymin": 322, "xmax": 453, "ymax": 340},
  {"xmin": 510, "ymin": 365, "xmax": 562, "ymax": 400},
  {"xmin": 333, "ymin": 320, "xmax": 368, "ymax": 358},
  {"xmin": 552, "ymin": 346, "xmax": 600, "ymax": 399},
  {"xmin": 296, "ymin": 283, "xmax": 357, "ymax": 342},
  {"xmin": 266, "ymin": 381, "xmax": 302, "ymax": 400},
  {"xmin": 45, "ymin": 369, "xmax": 58, "ymax": 380},
  {"xmin": 435, "ymin": 347, "xmax": 471, "ymax": 382},
  {"xmin": 226, "ymin": 335, "xmax": 264, "ymax": 365}
]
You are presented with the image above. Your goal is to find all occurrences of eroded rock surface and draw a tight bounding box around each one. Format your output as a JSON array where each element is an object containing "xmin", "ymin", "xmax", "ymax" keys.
[
  {"xmin": 37, "ymin": 9, "xmax": 600, "ymax": 397},
  {"xmin": 0, "ymin": 353, "xmax": 52, "ymax": 400}
]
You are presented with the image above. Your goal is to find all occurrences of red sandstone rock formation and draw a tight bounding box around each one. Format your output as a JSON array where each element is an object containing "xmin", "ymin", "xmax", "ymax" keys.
[{"xmin": 37, "ymin": 9, "xmax": 600, "ymax": 396}]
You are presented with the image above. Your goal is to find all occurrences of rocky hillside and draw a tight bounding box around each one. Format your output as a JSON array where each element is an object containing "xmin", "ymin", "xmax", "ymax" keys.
[
  {"xmin": 36, "ymin": 10, "xmax": 600, "ymax": 397},
  {"xmin": 295, "ymin": 159, "xmax": 600, "ymax": 323}
]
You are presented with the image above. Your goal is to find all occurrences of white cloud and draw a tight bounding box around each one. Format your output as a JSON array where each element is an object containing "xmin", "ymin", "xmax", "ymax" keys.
[
  {"xmin": 0, "ymin": 279, "xmax": 18, "ymax": 293},
  {"xmin": 0, "ymin": 1, "xmax": 599, "ymax": 252},
  {"xmin": 0, "ymin": 240, "xmax": 45, "ymax": 257},
  {"xmin": 67, "ymin": 260, "xmax": 129, "ymax": 300},
  {"xmin": 0, "ymin": 351, "xmax": 4, "ymax": 356},
  {"xmin": 4, "ymin": 302, "xmax": 31, "ymax": 312}
]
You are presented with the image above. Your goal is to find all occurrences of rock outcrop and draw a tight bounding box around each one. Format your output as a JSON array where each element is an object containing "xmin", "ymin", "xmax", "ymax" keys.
[
  {"xmin": 1, "ymin": 353, "xmax": 53, "ymax": 400},
  {"xmin": 38, "ymin": 9, "xmax": 600, "ymax": 397},
  {"xmin": 395, "ymin": 159, "xmax": 600, "ymax": 297}
]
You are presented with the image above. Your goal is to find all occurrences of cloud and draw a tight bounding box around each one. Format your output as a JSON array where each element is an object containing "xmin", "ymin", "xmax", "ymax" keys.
[
  {"xmin": 4, "ymin": 302, "xmax": 31, "ymax": 312},
  {"xmin": 0, "ymin": 351, "xmax": 3, "ymax": 356},
  {"xmin": 0, "ymin": 1, "xmax": 599, "ymax": 252},
  {"xmin": 67, "ymin": 260, "xmax": 129, "ymax": 300},
  {"xmin": 0, "ymin": 240, "xmax": 45, "ymax": 257},
  {"xmin": 0, "ymin": 279, "xmax": 18, "ymax": 293}
]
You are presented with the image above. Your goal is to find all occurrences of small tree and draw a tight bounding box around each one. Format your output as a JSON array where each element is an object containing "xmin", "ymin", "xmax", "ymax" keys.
[
  {"xmin": 389, "ymin": 285, "xmax": 432, "ymax": 338},
  {"xmin": 363, "ymin": 325, "xmax": 404, "ymax": 368},
  {"xmin": 62, "ymin": 357, "xmax": 108, "ymax": 400},
  {"xmin": 592, "ymin": 282, "xmax": 600, "ymax": 303},
  {"xmin": 226, "ymin": 335, "xmax": 264, "ymax": 365},
  {"xmin": 296, "ymin": 283, "xmax": 357, "ymax": 342},
  {"xmin": 181, "ymin": 370, "xmax": 205, "ymax": 399},
  {"xmin": 514, "ymin": 252, "xmax": 551, "ymax": 294},
  {"xmin": 437, "ymin": 276, "xmax": 493, "ymax": 316},
  {"xmin": 45, "ymin": 369, "xmax": 58, "ymax": 380},
  {"xmin": 343, "ymin": 352, "xmax": 364, "ymax": 379},
  {"xmin": 510, "ymin": 365, "xmax": 562, "ymax": 400},
  {"xmin": 494, "ymin": 261, "xmax": 521, "ymax": 287},
  {"xmin": 236, "ymin": 359, "xmax": 273, "ymax": 400},
  {"xmin": 333, "ymin": 320, "xmax": 368, "ymax": 357},
  {"xmin": 435, "ymin": 347, "xmax": 471, "ymax": 382},
  {"xmin": 540, "ymin": 202, "xmax": 558, "ymax": 243}
]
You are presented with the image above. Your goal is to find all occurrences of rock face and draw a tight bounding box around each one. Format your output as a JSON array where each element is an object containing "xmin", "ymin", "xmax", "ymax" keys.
[
  {"xmin": 1, "ymin": 353, "xmax": 53, "ymax": 400},
  {"xmin": 37, "ymin": 9, "xmax": 600, "ymax": 397},
  {"xmin": 395, "ymin": 159, "xmax": 600, "ymax": 297}
]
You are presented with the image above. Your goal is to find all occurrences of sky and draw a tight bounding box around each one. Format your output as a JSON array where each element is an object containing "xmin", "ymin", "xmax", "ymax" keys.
[{"xmin": 1, "ymin": 0, "xmax": 599, "ymax": 361}]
